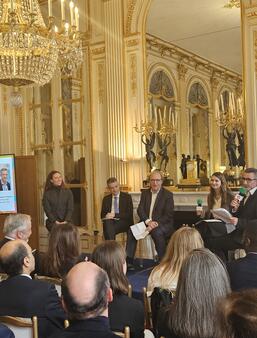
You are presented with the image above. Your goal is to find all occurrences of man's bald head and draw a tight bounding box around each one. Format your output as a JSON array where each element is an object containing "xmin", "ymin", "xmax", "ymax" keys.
[
  {"xmin": 0, "ymin": 240, "xmax": 34, "ymax": 276},
  {"xmin": 62, "ymin": 262, "xmax": 111, "ymax": 320}
]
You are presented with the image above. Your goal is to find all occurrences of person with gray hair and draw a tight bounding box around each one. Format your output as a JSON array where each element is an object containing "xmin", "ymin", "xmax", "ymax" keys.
[
  {"xmin": 157, "ymin": 248, "xmax": 231, "ymax": 338},
  {"xmin": 51, "ymin": 261, "xmax": 119, "ymax": 338},
  {"xmin": 0, "ymin": 214, "xmax": 32, "ymax": 249}
]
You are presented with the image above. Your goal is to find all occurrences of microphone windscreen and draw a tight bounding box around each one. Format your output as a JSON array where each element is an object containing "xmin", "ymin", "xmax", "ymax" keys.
[
  {"xmin": 196, "ymin": 198, "xmax": 203, "ymax": 206},
  {"xmin": 239, "ymin": 187, "xmax": 247, "ymax": 196}
]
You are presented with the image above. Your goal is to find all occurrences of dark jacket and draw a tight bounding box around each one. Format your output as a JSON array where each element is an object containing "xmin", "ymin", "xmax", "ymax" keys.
[
  {"xmin": 101, "ymin": 192, "xmax": 134, "ymax": 226},
  {"xmin": 0, "ymin": 275, "xmax": 66, "ymax": 338},
  {"xmin": 137, "ymin": 187, "xmax": 174, "ymax": 235},
  {"xmin": 109, "ymin": 293, "xmax": 144, "ymax": 338},
  {"xmin": 49, "ymin": 316, "xmax": 119, "ymax": 338},
  {"xmin": 0, "ymin": 324, "xmax": 14, "ymax": 338},
  {"xmin": 0, "ymin": 181, "xmax": 11, "ymax": 191},
  {"xmin": 227, "ymin": 253, "xmax": 257, "ymax": 291},
  {"xmin": 42, "ymin": 187, "xmax": 74, "ymax": 230}
]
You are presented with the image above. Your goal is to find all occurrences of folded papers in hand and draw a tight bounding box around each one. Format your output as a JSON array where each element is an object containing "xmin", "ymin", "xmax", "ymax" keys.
[
  {"xmin": 211, "ymin": 208, "xmax": 232, "ymax": 223},
  {"xmin": 130, "ymin": 221, "xmax": 149, "ymax": 240}
]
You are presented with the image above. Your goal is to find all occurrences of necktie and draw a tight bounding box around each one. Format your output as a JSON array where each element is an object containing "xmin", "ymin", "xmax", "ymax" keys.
[
  {"xmin": 114, "ymin": 196, "xmax": 119, "ymax": 213},
  {"xmin": 244, "ymin": 191, "xmax": 251, "ymax": 205}
]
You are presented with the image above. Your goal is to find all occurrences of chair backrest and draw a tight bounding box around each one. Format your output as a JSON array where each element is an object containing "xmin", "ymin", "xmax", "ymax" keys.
[
  {"xmin": 128, "ymin": 284, "xmax": 132, "ymax": 298},
  {"xmin": 34, "ymin": 274, "xmax": 62, "ymax": 296},
  {"xmin": 0, "ymin": 273, "xmax": 8, "ymax": 281},
  {"xmin": 114, "ymin": 326, "xmax": 130, "ymax": 338},
  {"xmin": 150, "ymin": 287, "xmax": 174, "ymax": 334},
  {"xmin": 142, "ymin": 287, "xmax": 152, "ymax": 329},
  {"xmin": 0, "ymin": 316, "xmax": 38, "ymax": 338}
]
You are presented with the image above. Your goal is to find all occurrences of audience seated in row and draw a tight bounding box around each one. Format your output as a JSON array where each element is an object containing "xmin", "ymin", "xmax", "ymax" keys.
[
  {"xmin": 147, "ymin": 226, "xmax": 204, "ymax": 295},
  {"xmin": 157, "ymin": 248, "xmax": 231, "ymax": 338},
  {"xmin": 0, "ymin": 239, "xmax": 66, "ymax": 338},
  {"xmin": 51, "ymin": 261, "xmax": 119, "ymax": 338},
  {"xmin": 217, "ymin": 289, "xmax": 257, "ymax": 338},
  {"xmin": 227, "ymin": 220, "xmax": 257, "ymax": 291},
  {"xmin": 38, "ymin": 223, "xmax": 86, "ymax": 278},
  {"xmin": 91, "ymin": 241, "xmax": 144, "ymax": 338}
]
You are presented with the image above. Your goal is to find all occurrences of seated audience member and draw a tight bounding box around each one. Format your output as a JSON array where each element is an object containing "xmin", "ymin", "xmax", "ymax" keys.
[
  {"xmin": 0, "ymin": 240, "xmax": 66, "ymax": 338},
  {"xmin": 39, "ymin": 223, "xmax": 86, "ymax": 278},
  {"xmin": 127, "ymin": 170, "xmax": 174, "ymax": 263},
  {"xmin": 147, "ymin": 226, "xmax": 204, "ymax": 294},
  {"xmin": 0, "ymin": 213, "xmax": 32, "ymax": 248},
  {"xmin": 148, "ymin": 227, "xmax": 204, "ymax": 333},
  {"xmin": 92, "ymin": 241, "xmax": 144, "ymax": 338},
  {"xmin": 217, "ymin": 289, "xmax": 257, "ymax": 338},
  {"xmin": 101, "ymin": 177, "xmax": 134, "ymax": 263},
  {"xmin": 157, "ymin": 248, "xmax": 231, "ymax": 338},
  {"xmin": 0, "ymin": 324, "xmax": 14, "ymax": 338},
  {"xmin": 51, "ymin": 261, "xmax": 119, "ymax": 338},
  {"xmin": 227, "ymin": 220, "xmax": 257, "ymax": 291}
]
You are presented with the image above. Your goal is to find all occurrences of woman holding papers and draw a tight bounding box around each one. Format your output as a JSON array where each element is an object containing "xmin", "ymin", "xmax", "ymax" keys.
[{"xmin": 204, "ymin": 172, "xmax": 234, "ymax": 219}]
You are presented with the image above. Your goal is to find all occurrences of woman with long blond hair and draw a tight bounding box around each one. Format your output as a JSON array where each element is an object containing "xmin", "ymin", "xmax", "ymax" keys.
[{"xmin": 147, "ymin": 226, "xmax": 204, "ymax": 294}]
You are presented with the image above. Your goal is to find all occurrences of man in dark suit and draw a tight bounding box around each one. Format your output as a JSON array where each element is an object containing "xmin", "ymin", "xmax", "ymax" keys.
[
  {"xmin": 101, "ymin": 177, "xmax": 134, "ymax": 254},
  {"xmin": 0, "ymin": 214, "xmax": 32, "ymax": 249},
  {"xmin": 127, "ymin": 170, "xmax": 174, "ymax": 261},
  {"xmin": 0, "ymin": 240, "xmax": 66, "ymax": 338},
  {"xmin": 51, "ymin": 261, "xmax": 119, "ymax": 338},
  {"xmin": 207, "ymin": 168, "xmax": 257, "ymax": 252},
  {"xmin": 227, "ymin": 221, "xmax": 257, "ymax": 291},
  {"xmin": 0, "ymin": 324, "xmax": 14, "ymax": 338},
  {"xmin": 0, "ymin": 168, "xmax": 11, "ymax": 191}
]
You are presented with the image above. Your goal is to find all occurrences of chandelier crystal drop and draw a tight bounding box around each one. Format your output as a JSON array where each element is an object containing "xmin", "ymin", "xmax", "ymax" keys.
[{"xmin": 0, "ymin": 0, "xmax": 83, "ymax": 87}]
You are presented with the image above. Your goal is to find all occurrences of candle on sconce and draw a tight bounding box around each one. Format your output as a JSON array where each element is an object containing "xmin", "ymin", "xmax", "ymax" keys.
[
  {"xmin": 168, "ymin": 106, "xmax": 172, "ymax": 123},
  {"xmin": 163, "ymin": 105, "xmax": 167, "ymax": 124},
  {"xmin": 10, "ymin": 0, "xmax": 14, "ymax": 11},
  {"xmin": 154, "ymin": 105, "xmax": 157, "ymax": 128},
  {"xmin": 64, "ymin": 22, "xmax": 69, "ymax": 34},
  {"xmin": 75, "ymin": 7, "xmax": 79, "ymax": 30},
  {"xmin": 149, "ymin": 103, "xmax": 152, "ymax": 122},
  {"xmin": 29, "ymin": 0, "xmax": 33, "ymax": 12},
  {"xmin": 69, "ymin": 1, "xmax": 74, "ymax": 26},
  {"xmin": 172, "ymin": 112, "xmax": 175, "ymax": 128},
  {"xmin": 61, "ymin": 0, "xmax": 66, "ymax": 21},
  {"xmin": 238, "ymin": 97, "xmax": 243, "ymax": 117},
  {"xmin": 48, "ymin": 0, "xmax": 52, "ymax": 17},
  {"xmin": 158, "ymin": 107, "xmax": 162, "ymax": 127}
]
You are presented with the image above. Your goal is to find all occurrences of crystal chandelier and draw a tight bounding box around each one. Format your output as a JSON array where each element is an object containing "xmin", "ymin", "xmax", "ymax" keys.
[
  {"xmin": 0, "ymin": 0, "xmax": 83, "ymax": 87},
  {"xmin": 224, "ymin": 0, "xmax": 240, "ymax": 9}
]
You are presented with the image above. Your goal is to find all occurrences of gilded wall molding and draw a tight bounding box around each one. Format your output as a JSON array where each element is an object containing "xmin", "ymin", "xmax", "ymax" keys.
[
  {"xmin": 91, "ymin": 46, "xmax": 105, "ymax": 56},
  {"xmin": 126, "ymin": 38, "xmax": 140, "ymax": 47},
  {"xmin": 125, "ymin": 0, "xmax": 137, "ymax": 36},
  {"xmin": 130, "ymin": 54, "xmax": 137, "ymax": 96},
  {"xmin": 97, "ymin": 63, "xmax": 105, "ymax": 104},
  {"xmin": 147, "ymin": 34, "xmax": 241, "ymax": 85},
  {"xmin": 177, "ymin": 64, "xmax": 188, "ymax": 81}
]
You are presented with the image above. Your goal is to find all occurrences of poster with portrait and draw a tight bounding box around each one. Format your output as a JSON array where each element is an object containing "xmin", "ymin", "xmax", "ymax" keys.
[{"xmin": 0, "ymin": 154, "xmax": 17, "ymax": 213}]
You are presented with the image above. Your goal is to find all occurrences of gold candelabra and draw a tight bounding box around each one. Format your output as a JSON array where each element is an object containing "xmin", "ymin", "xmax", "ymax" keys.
[
  {"xmin": 134, "ymin": 104, "xmax": 177, "ymax": 136},
  {"xmin": 215, "ymin": 92, "xmax": 245, "ymax": 130},
  {"xmin": 0, "ymin": 0, "xmax": 83, "ymax": 87}
]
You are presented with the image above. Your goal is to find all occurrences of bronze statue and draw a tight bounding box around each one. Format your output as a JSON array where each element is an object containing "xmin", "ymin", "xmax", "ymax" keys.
[
  {"xmin": 180, "ymin": 154, "xmax": 187, "ymax": 179},
  {"xmin": 223, "ymin": 128, "xmax": 238, "ymax": 168},
  {"xmin": 141, "ymin": 132, "xmax": 156, "ymax": 171},
  {"xmin": 236, "ymin": 129, "xmax": 245, "ymax": 168},
  {"xmin": 158, "ymin": 134, "xmax": 171, "ymax": 172}
]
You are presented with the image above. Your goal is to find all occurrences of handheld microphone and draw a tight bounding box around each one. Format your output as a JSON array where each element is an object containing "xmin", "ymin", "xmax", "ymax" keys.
[
  {"xmin": 237, "ymin": 187, "xmax": 247, "ymax": 202},
  {"xmin": 196, "ymin": 199, "xmax": 203, "ymax": 215}
]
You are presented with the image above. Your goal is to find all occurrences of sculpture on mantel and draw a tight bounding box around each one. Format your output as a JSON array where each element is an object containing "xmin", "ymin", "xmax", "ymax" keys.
[
  {"xmin": 141, "ymin": 133, "xmax": 156, "ymax": 171},
  {"xmin": 158, "ymin": 133, "xmax": 171, "ymax": 173},
  {"xmin": 223, "ymin": 128, "xmax": 238, "ymax": 168}
]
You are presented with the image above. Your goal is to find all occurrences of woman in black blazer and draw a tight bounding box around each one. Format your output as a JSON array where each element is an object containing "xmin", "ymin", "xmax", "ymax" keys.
[{"xmin": 91, "ymin": 241, "xmax": 144, "ymax": 338}]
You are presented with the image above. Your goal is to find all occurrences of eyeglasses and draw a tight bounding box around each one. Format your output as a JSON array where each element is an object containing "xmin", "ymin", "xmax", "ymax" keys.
[
  {"xmin": 240, "ymin": 177, "xmax": 257, "ymax": 182},
  {"xmin": 150, "ymin": 179, "xmax": 162, "ymax": 182}
]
